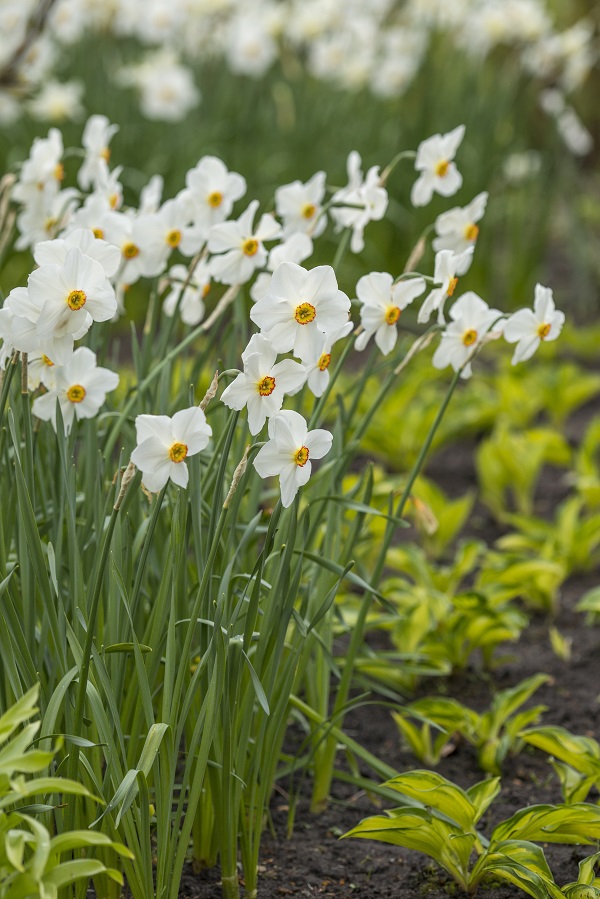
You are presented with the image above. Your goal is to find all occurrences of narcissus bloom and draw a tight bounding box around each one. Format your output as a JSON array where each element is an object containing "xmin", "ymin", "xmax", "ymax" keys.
[
  {"xmin": 221, "ymin": 334, "xmax": 306, "ymax": 434},
  {"xmin": 253, "ymin": 410, "xmax": 333, "ymax": 508},
  {"xmin": 432, "ymin": 292, "xmax": 502, "ymax": 378},
  {"xmin": 179, "ymin": 155, "xmax": 246, "ymax": 238},
  {"xmin": 131, "ymin": 407, "xmax": 212, "ymax": 492},
  {"xmin": 418, "ymin": 248, "xmax": 473, "ymax": 324},
  {"xmin": 303, "ymin": 322, "xmax": 353, "ymax": 397},
  {"xmin": 32, "ymin": 346, "xmax": 119, "ymax": 433},
  {"xmin": 78, "ymin": 114, "xmax": 119, "ymax": 189},
  {"xmin": 433, "ymin": 192, "xmax": 488, "ymax": 264},
  {"xmin": 504, "ymin": 285, "xmax": 564, "ymax": 364},
  {"xmin": 208, "ymin": 200, "xmax": 281, "ymax": 285},
  {"xmin": 7, "ymin": 247, "xmax": 117, "ymax": 365},
  {"xmin": 275, "ymin": 171, "xmax": 327, "ymax": 238},
  {"xmin": 250, "ymin": 262, "xmax": 350, "ymax": 359},
  {"xmin": 411, "ymin": 125, "xmax": 465, "ymax": 207},
  {"xmin": 355, "ymin": 272, "xmax": 426, "ymax": 355},
  {"xmin": 162, "ymin": 262, "xmax": 210, "ymax": 326},
  {"xmin": 330, "ymin": 151, "xmax": 388, "ymax": 253}
]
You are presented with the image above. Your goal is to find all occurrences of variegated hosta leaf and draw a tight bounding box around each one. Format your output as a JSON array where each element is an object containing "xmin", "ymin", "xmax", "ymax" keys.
[
  {"xmin": 491, "ymin": 803, "xmax": 600, "ymax": 845},
  {"xmin": 472, "ymin": 839, "xmax": 563, "ymax": 899},
  {"xmin": 342, "ymin": 805, "xmax": 474, "ymax": 890}
]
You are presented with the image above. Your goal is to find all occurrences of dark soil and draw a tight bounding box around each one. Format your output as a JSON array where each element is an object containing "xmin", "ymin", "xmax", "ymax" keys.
[{"xmin": 179, "ymin": 403, "xmax": 600, "ymax": 899}]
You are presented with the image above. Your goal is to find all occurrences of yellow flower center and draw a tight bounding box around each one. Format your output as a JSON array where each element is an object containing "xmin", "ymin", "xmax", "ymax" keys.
[
  {"xmin": 257, "ymin": 375, "xmax": 276, "ymax": 396},
  {"xmin": 92, "ymin": 227, "xmax": 104, "ymax": 239},
  {"xmin": 462, "ymin": 328, "xmax": 478, "ymax": 347},
  {"xmin": 537, "ymin": 322, "xmax": 551, "ymax": 340},
  {"xmin": 66, "ymin": 289, "xmax": 87, "ymax": 311},
  {"xmin": 318, "ymin": 352, "xmax": 331, "ymax": 372},
  {"xmin": 166, "ymin": 229, "xmax": 182, "ymax": 248},
  {"xmin": 435, "ymin": 159, "xmax": 449, "ymax": 177},
  {"xmin": 54, "ymin": 163, "xmax": 65, "ymax": 181},
  {"xmin": 66, "ymin": 384, "xmax": 86, "ymax": 403},
  {"xmin": 109, "ymin": 193, "xmax": 119, "ymax": 209},
  {"xmin": 293, "ymin": 445, "xmax": 309, "ymax": 467},
  {"xmin": 301, "ymin": 202, "xmax": 317, "ymax": 220},
  {"xmin": 100, "ymin": 147, "xmax": 111, "ymax": 162},
  {"xmin": 208, "ymin": 191, "xmax": 223, "ymax": 208},
  {"xmin": 385, "ymin": 306, "xmax": 401, "ymax": 325},
  {"xmin": 45, "ymin": 217, "xmax": 58, "ymax": 234},
  {"xmin": 169, "ymin": 442, "xmax": 188, "ymax": 463},
  {"xmin": 464, "ymin": 223, "xmax": 479, "ymax": 241},
  {"xmin": 447, "ymin": 277, "xmax": 458, "ymax": 297},
  {"xmin": 41, "ymin": 355, "xmax": 54, "ymax": 367},
  {"xmin": 242, "ymin": 238, "xmax": 259, "ymax": 257},
  {"xmin": 202, "ymin": 282, "xmax": 211, "ymax": 298},
  {"xmin": 123, "ymin": 242, "xmax": 140, "ymax": 259},
  {"xmin": 294, "ymin": 302, "xmax": 316, "ymax": 325}
]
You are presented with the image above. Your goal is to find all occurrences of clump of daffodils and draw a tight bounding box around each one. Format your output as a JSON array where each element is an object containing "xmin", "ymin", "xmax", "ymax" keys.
[{"xmin": 1, "ymin": 117, "xmax": 565, "ymax": 508}]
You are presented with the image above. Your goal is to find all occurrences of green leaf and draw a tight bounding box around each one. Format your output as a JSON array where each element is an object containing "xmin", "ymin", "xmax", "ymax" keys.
[
  {"xmin": 520, "ymin": 726, "xmax": 600, "ymax": 777},
  {"xmin": 492, "ymin": 804, "xmax": 600, "ymax": 845},
  {"xmin": 342, "ymin": 806, "xmax": 473, "ymax": 890},
  {"xmin": 466, "ymin": 778, "xmax": 502, "ymax": 823},
  {"xmin": 383, "ymin": 770, "xmax": 477, "ymax": 832},
  {"xmin": 473, "ymin": 840, "xmax": 563, "ymax": 899}
]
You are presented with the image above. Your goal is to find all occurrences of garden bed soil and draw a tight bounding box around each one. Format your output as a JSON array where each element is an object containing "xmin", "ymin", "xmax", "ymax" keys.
[{"xmin": 179, "ymin": 400, "xmax": 600, "ymax": 899}]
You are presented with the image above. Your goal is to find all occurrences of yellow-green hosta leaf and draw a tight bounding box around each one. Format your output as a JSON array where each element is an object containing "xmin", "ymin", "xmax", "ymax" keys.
[
  {"xmin": 383, "ymin": 770, "xmax": 477, "ymax": 832},
  {"xmin": 0, "ymin": 686, "xmax": 39, "ymax": 746},
  {"xmin": 491, "ymin": 804, "xmax": 600, "ymax": 845},
  {"xmin": 342, "ymin": 806, "xmax": 473, "ymax": 889},
  {"xmin": 466, "ymin": 778, "xmax": 502, "ymax": 822},
  {"xmin": 520, "ymin": 726, "xmax": 600, "ymax": 777},
  {"xmin": 473, "ymin": 839, "xmax": 563, "ymax": 899}
]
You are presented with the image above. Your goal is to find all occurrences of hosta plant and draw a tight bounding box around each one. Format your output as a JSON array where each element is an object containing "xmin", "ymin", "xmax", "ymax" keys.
[
  {"xmin": 520, "ymin": 725, "xmax": 600, "ymax": 805},
  {"xmin": 393, "ymin": 673, "xmax": 549, "ymax": 773},
  {"xmin": 0, "ymin": 685, "xmax": 132, "ymax": 899},
  {"xmin": 343, "ymin": 770, "xmax": 600, "ymax": 899}
]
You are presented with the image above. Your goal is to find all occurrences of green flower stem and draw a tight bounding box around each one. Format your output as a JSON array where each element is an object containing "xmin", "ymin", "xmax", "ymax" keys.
[{"xmin": 65, "ymin": 466, "xmax": 136, "ymax": 827}]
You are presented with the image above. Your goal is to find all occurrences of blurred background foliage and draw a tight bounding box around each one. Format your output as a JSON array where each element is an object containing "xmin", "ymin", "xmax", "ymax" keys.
[{"xmin": 1, "ymin": 0, "xmax": 599, "ymax": 317}]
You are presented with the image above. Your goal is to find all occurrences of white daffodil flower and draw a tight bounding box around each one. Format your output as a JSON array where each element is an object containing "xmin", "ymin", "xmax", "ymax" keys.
[
  {"xmin": 135, "ymin": 198, "xmax": 201, "ymax": 273},
  {"xmin": 433, "ymin": 192, "xmax": 488, "ymax": 265},
  {"xmin": 275, "ymin": 171, "xmax": 327, "ymax": 238},
  {"xmin": 7, "ymin": 247, "xmax": 117, "ymax": 365},
  {"xmin": 179, "ymin": 156, "xmax": 246, "ymax": 239},
  {"xmin": 12, "ymin": 128, "xmax": 64, "ymax": 208},
  {"xmin": 355, "ymin": 272, "xmax": 426, "ymax": 355},
  {"xmin": 504, "ymin": 285, "xmax": 565, "ymax": 364},
  {"xmin": 250, "ymin": 232, "xmax": 314, "ymax": 303},
  {"xmin": 411, "ymin": 125, "xmax": 465, "ymax": 207},
  {"xmin": 432, "ymin": 291, "xmax": 502, "ymax": 378},
  {"xmin": 251, "ymin": 261, "xmax": 350, "ymax": 360},
  {"xmin": 131, "ymin": 406, "xmax": 212, "ymax": 492},
  {"xmin": 102, "ymin": 211, "xmax": 156, "ymax": 283},
  {"xmin": 330, "ymin": 151, "xmax": 388, "ymax": 253},
  {"xmin": 162, "ymin": 262, "xmax": 211, "ymax": 326},
  {"xmin": 418, "ymin": 247, "xmax": 474, "ymax": 325},
  {"xmin": 303, "ymin": 322, "xmax": 353, "ymax": 398},
  {"xmin": 34, "ymin": 228, "xmax": 121, "ymax": 279},
  {"xmin": 253, "ymin": 410, "xmax": 333, "ymax": 508},
  {"xmin": 78, "ymin": 114, "xmax": 119, "ymax": 190},
  {"xmin": 221, "ymin": 334, "xmax": 306, "ymax": 435},
  {"xmin": 27, "ymin": 350, "xmax": 58, "ymax": 391},
  {"xmin": 208, "ymin": 200, "xmax": 281, "ymax": 285},
  {"xmin": 32, "ymin": 346, "xmax": 119, "ymax": 433}
]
